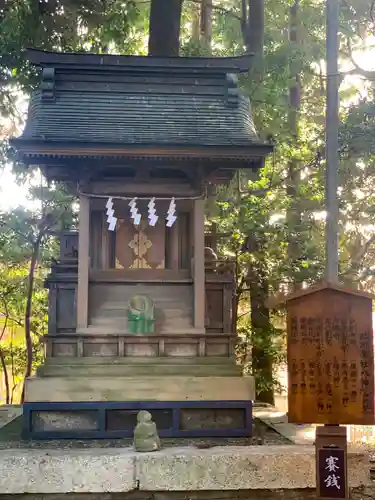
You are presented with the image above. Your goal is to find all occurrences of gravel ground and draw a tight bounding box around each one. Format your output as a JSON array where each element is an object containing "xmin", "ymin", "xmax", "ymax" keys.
[{"xmin": 0, "ymin": 417, "xmax": 291, "ymax": 449}]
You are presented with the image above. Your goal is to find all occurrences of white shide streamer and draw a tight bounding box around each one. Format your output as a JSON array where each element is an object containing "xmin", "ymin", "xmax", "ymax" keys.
[
  {"xmin": 106, "ymin": 197, "xmax": 117, "ymax": 231},
  {"xmin": 148, "ymin": 197, "xmax": 159, "ymax": 227},
  {"xmin": 105, "ymin": 197, "xmax": 178, "ymax": 230},
  {"xmin": 128, "ymin": 197, "xmax": 141, "ymax": 226},
  {"xmin": 166, "ymin": 197, "xmax": 177, "ymax": 227}
]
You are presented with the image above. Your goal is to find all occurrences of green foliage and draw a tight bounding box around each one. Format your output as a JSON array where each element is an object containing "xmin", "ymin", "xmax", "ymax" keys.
[
  {"xmin": 0, "ymin": 175, "xmax": 75, "ymax": 402},
  {"xmin": 206, "ymin": 0, "xmax": 375, "ymax": 396},
  {"xmin": 0, "ymin": 0, "xmax": 144, "ymax": 118},
  {"xmin": 236, "ymin": 317, "xmax": 286, "ymax": 395}
]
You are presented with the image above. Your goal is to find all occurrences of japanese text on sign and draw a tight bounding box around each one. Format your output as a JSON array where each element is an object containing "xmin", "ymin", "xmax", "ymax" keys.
[
  {"xmin": 288, "ymin": 310, "xmax": 374, "ymax": 425},
  {"xmin": 318, "ymin": 449, "xmax": 346, "ymax": 499}
]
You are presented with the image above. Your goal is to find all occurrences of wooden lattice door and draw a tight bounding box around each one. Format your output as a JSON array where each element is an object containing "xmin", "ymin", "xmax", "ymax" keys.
[{"xmin": 115, "ymin": 218, "xmax": 165, "ymax": 269}]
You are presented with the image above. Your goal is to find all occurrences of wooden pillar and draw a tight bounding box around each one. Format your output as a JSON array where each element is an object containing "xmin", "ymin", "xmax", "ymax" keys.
[
  {"xmin": 90, "ymin": 211, "xmax": 102, "ymax": 269},
  {"xmin": 193, "ymin": 198, "xmax": 205, "ymax": 331},
  {"xmin": 77, "ymin": 194, "xmax": 90, "ymax": 330},
  {"xmin": 101, "ymin": 213, "xmax": 110, "ymax": 269},
  {"xmin": 170, "ymin": 217, "xmax": 180, "ymax": 269}
]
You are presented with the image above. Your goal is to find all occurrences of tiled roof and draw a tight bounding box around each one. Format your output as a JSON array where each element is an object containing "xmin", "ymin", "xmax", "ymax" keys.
[
  {"xmin": 24, "ymin": 90, "xmax": 259, "ymax": 147},
  {"xmin": 13, "ymin": 50, "xmax": 271, "ymax": 157}
]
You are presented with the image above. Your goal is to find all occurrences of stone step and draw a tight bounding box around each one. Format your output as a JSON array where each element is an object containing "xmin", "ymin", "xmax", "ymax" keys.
[
  {"xmin": 45, "ymin": 356, "xmax": 236, "ymax": 366},
  {"xmin": 38, "ymin": 363, "xmax": 242, "ymax": 377},
  {"xmin": 25, "ymin": 375, "xmax": 256, "ymax": 403}
]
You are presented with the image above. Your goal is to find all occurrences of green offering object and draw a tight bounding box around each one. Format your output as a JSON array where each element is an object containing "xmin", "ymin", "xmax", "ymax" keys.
[{"xmin": 128, "ymin": 294, "xmax": 155, "ymax": 334}]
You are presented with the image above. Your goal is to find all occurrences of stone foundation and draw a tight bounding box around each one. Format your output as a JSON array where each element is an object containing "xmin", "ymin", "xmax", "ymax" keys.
[
  {"xmin": 27, "ymin": 354, "xmax": 254, "ymax": 439},
  {"xmin": 23, "ymin": 374, "xmax": 254, "ymax": 438},
  {"xmin": 31, "ymin": 407, "xmax": 247, "ymax": 433},
  {"xmin": 24, "ymin": 403, "xmax": 251, "ymax": 438},
  {"xmin": 0, "ymin": 491, "xmax": 374, "ymax": 500},
  {"xmin": 0, "ymin": 445, "xmax": 368, "ymax": 493},
  {"xmin": 24, "ymin": 376, "xmax": 255, "ymax": 402}
]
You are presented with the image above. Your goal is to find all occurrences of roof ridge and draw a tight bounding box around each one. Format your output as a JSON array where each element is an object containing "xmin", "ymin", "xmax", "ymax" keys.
[{"xmin": 26, "ymin": 49, "xmax": 254, "ymax": 74}]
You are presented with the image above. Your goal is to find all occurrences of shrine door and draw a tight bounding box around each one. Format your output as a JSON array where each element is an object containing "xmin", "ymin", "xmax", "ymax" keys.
[{"xmin": 115, "ymin": 218, "xmax": 166, "ymax": 270}]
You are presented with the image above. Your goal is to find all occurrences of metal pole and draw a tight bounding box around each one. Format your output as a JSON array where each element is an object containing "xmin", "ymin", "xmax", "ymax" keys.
[{"xmin": 325, "ymin": 0, "xmax": 340, "ymax": 283}]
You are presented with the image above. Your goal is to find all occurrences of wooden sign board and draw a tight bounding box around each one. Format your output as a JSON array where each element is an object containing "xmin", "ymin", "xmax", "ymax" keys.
[{"xmin": 286, "ymin": 284, "xmax": 374, "ymax": 425}]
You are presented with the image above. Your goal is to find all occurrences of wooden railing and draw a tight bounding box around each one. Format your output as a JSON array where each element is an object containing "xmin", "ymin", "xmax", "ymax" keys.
[{"xmin": 44, "ymin": 332, "xmax": 236, "ymax": 358}]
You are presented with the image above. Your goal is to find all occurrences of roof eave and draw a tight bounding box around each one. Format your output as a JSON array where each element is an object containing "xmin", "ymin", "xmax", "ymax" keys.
[
  {"xmin": 10, "ymin": 138, "xmax": 273, "ymax": 162},
  {"xmin": 25, "ymin": 49, "xmax": 255, "ymax": 74}
]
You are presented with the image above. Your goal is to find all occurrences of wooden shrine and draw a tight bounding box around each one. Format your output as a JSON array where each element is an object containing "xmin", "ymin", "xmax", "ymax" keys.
[
  {"xmin": 11, "ymin": 49, "xmax": 271, "ymax": 439},
  {"xmin": 285, "ymin": 283, "xmax": 374, "ymax": 426}
]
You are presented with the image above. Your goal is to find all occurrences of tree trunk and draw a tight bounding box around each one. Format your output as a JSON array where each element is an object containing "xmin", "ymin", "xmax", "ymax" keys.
[
  {"xmin": 286, "ymin": 0, "xmax": 302, "ymax": 291},
  {"xmin": 241, "ymin": 0, "xmax": 264, "ymax": 71},
  {"xmin": 10, "ymin": 333, "xmax": 17, "ymax": 404},
  {"xmin": 240, "ymin": 0, "xmax": 273, "ymax": 404},
  {"xmin": 0, "ymin": 302, "xmax": 11, "ymax": 404},
  {"xmin": 200, "ymin": 0, "xmax": 212, "ymax": 51},
  {"xmin": 0, "ymin": 348, "xmax": 10, "ymax": 404},
  {"xmin": 246, "ymin": 0, "xmax": 264, "ymax": 56},
  {"xmin": 191, "ymin": 2, "xmax": 200, "ymax": 44},
  {"xmin": 148, "ymin": 0, "xmax": 184, "ymax": 56},
  {"xmin": 247, "ymin": 234, "xmax": 274, "ymax": 404},
  {"xmin": 21, "ymin": 235, "xmax": 42, "ymax": 402}
]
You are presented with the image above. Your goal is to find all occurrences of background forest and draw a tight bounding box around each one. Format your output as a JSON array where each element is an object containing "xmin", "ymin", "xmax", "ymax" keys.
[{"xmin": 0, "ymin": 0, "xmax": 373, "ymax": 404}]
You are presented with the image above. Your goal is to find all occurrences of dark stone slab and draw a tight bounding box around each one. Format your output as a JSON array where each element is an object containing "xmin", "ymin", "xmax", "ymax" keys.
[
  {"xmin": 32, "ymin": 411, "xmax": 99, "ymax": 432},
  {"xmin": 107, "ymin": 409, "xmax": 173, "ymax": 432},
  {"xmin": 180, "ymin": 408, "xmax": 245, "ymax": 430}
]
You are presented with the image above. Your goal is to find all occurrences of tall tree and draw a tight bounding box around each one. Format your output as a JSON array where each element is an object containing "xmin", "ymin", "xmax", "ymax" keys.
[
  {"xmin": 286, "ymin": 0, "xmax": 302, "ymax": 291},
  {"xmin": 200, "ymin": 0, "xmax": 213, "ymax": 50},
  {"xmin": 242, "ymin": 0, "xmax": 274, "ymax": 404},
  {"xmin": 241, "ymin": 0, "xmax": 264, "ymax": 59},
  {"xmin": 148, "ymin": 0, "xmax": 184, "ymax": 55}
]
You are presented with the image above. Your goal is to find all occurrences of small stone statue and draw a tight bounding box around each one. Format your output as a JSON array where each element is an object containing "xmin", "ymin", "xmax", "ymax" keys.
[{"xmin": 133, "ymin": 410, "xmax": 161, "ymax": 452}]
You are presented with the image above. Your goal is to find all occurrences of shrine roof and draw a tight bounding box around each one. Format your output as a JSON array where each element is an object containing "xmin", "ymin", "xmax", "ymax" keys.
[{"xmin": 11, "ymin": 49, "xmax": 272, "ymax": 163}]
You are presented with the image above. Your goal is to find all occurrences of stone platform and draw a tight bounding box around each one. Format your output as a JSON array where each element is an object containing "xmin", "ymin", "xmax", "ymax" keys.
[
  {"xmin": 28, "ymin": 357, "xmax": 254, "ymax": 404},
  {"xmin": 0, "ymin": 445, "xmax": 368, "ymax": 493},
  {"xmin": 25, "ymin": 375, "xmax": 254, "ymax": 402},
  {"xmin": 37, "ymin": 356, "xmax": 243, "ymax": 377},
  {"xmin": 24, "ymin": 356, "xmax": 255, "ymax": 438},
  {"xmin": 24, "ymin": 399, "xmax": 253, "ymax": 439}
]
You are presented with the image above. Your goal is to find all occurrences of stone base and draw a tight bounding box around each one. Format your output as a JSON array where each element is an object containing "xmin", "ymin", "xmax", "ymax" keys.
[
  {"xmin": 24, "ymin": 375, "xmax": 255, "ymax": 402},
  {"xmin": 24, "ymin": 361, "xmax": 255, "ymax": 439},
  {"xmin": 37, "ymin": 356, "xmax": 243, "ymax": 378},
  {"xmin": 0, "ymin": 445, "xmax": 369, "ymax": 493},
  {"xmin": 1, "ymin": 490, "xmax": 374, "ymax": 500},
  {"xmin": 23, "ymin": 400, "xmax": 252, "ymax": 439}
]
